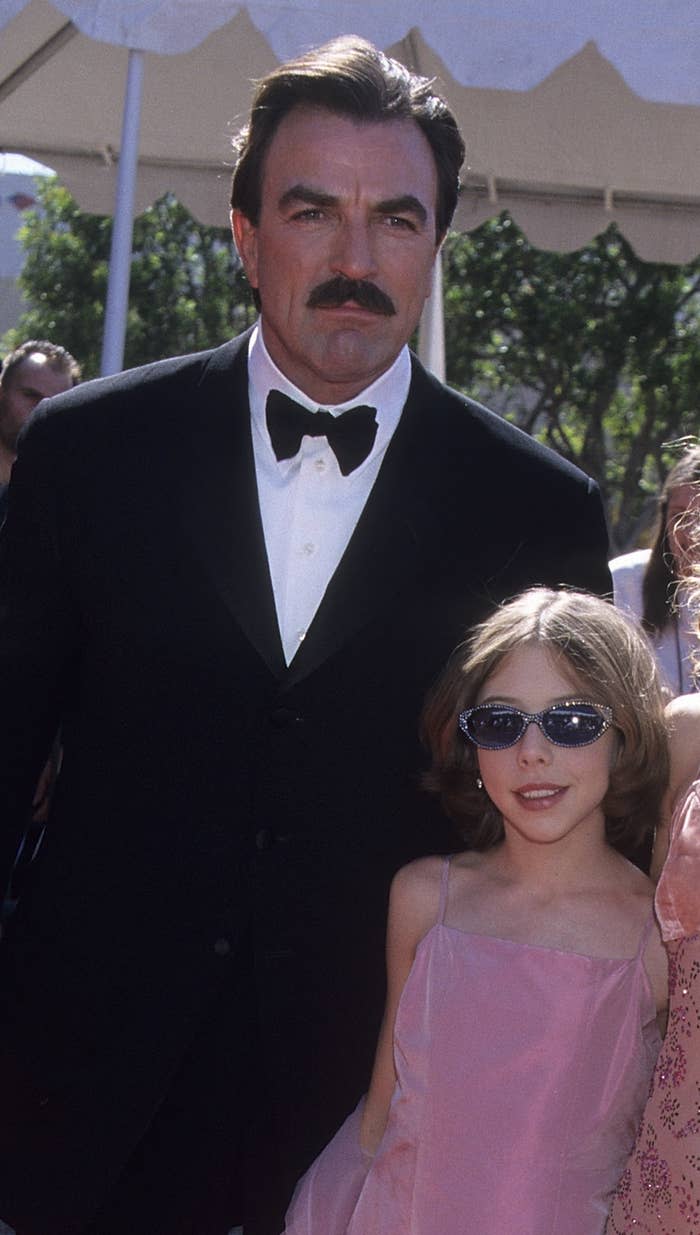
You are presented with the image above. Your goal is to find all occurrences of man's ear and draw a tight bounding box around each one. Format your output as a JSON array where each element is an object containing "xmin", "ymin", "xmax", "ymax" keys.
[{"xmin": 231, "ymin": 209, "xmax": 259, "ymax": 290}]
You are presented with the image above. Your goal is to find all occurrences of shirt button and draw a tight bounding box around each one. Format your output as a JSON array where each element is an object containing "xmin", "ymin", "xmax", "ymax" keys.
[
  {"xmin": 315, "ymin": 458, "xmax": 327, "ymax": 473},
  {"xmin": 296, "ymin": 629, "xmax": 306, "ymax": 644},
  {"xmin": 213, "ymin": 937, "xmax": 231, "ymax": 957},
  {"xmin": 269, "ymin": 706, "xmax": 304, "ymax": 727},
  {"xmin": 302, "ymin": 542, "xmax": 315, "ymax": 556}
]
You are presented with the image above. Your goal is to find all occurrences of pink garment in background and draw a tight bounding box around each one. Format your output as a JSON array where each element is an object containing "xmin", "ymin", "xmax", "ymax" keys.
[
  {"xmin": 607, "ymin": 781, "xmax": 700, "ymax": 1234},
  {"xmin": 284, "ymin": 858, "xmax": 661, "ymax": 1235}
]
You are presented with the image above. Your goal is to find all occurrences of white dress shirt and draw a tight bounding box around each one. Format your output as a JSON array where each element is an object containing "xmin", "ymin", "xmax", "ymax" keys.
[{"xmin": 247, "ymin": 323, "xmax": 410, "ymax": 665}]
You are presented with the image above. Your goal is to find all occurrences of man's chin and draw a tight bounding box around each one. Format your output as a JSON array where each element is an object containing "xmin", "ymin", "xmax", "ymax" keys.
[{"xmin": 315, "ymin": 334, "xmax": 395, "ymax": 382}]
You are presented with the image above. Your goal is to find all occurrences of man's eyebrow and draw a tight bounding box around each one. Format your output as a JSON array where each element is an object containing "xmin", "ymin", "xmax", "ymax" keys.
[
  {"xmin": 375, "ymin": 195, "xmax": 428, "ymax": 225},
  {"xmin": 278, "ymin": 185, "xmax": 338, "ymax": 210}
]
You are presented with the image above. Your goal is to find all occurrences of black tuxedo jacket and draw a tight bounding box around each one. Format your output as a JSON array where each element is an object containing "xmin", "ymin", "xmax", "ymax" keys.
[{"xmin": 0, "ymin": 331, "xmax": 610, "ymax": 1233}]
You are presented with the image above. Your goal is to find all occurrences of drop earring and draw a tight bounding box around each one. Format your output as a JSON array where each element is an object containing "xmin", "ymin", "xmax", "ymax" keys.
[{"xmin": 476, "ymin": 775, "xmax": 483, "ymax": 790}]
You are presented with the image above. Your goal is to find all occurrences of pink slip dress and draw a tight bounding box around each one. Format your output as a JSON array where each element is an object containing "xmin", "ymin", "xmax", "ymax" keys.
[{"xmin": 284, "ymin": 856, "xmax": 661, "ymax": 1235}]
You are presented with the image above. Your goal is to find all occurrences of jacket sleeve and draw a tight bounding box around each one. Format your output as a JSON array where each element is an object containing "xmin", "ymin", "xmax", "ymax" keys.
[
  {"xmin": 0, "ymin": 414, "xmax": 81, "ymax": 892},
  {"xmin": 482, "ymin": 466, "xmax": 613, "ymax": 608},
  {"xmin": 561, "ymin": 475, "xmax": 613, "ymax": 599}
]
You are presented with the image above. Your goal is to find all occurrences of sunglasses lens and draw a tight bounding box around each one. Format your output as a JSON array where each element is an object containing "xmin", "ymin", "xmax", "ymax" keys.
[
  {"xmin": 541, "ymin": 705, "xmax": 606, "ymax": 746},
  {"xmin": 465, "ymin": 707, "xmax": 525, "ymax": 749}
]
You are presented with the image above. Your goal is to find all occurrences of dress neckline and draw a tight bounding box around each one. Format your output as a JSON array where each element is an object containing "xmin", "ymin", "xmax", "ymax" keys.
[{"xmin": 427, "ymin": 919, "xmax": 650, "ymax": 965}]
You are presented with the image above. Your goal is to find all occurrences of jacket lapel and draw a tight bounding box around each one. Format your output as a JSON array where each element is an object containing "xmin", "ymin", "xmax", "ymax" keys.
[
  {"xmin": 284, "ymin": 358, "xmax": 463, "ymax": 686},
  {"xmin": 180, "ymin": 335, "xmax": 285, "ymax": 677}
]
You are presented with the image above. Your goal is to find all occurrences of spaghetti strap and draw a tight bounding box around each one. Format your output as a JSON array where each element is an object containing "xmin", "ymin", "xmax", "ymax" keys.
[{"xmin": 437, "ymin": 855, "xmax": 452, "ymax": 925}]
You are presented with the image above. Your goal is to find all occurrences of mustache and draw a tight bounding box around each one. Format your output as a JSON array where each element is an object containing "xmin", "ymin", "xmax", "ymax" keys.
[{"xmin": 307, "ymin": 276, "xmax": 396, "ymax": 316}]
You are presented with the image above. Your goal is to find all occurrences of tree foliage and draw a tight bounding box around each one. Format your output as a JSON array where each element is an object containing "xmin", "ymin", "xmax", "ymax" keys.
[
  {"xmin": 443, "ymin": 215, "xmax": 700, "ymax": 550},
  {"xmin": 2, "ymin": 179, "xmax": 255, "ymax": 379},
  {"xmin": 4, "ymin": 184, "xmax": 700, "ymax": 549}
]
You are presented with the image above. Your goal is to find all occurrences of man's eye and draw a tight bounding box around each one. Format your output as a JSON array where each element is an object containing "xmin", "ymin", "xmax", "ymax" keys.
[
  {"xmin": 383, "ymin": 215, "xmax": 416, "ymax": 230},
  {"xmin": 291, "ymin": 208, "xmax": 325, "ymax": 221}
]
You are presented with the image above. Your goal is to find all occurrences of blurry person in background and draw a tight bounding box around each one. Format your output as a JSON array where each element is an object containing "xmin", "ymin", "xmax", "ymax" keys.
[
  {"xmin": 0, "ymin": 340, "xmax": 80, "ymax": 521},
  {"xmin": 610, "ymin": 445, "xmax": 700, "ymax": 696}
]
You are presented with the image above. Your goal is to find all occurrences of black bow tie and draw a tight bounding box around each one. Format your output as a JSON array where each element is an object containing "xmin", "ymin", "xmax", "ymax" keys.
[{"xmin": 266, "ymin": 390, "xmax": 378, "ymax": 477}]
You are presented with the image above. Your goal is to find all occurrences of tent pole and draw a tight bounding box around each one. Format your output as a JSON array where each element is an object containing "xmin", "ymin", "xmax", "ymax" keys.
[
  {"xmin": 417, "ymin": 252, "xmax": 445, "ymax": 382},
  {"xmin": 100, "ymin": 48, "xmax": 144, "ymax": 376}
]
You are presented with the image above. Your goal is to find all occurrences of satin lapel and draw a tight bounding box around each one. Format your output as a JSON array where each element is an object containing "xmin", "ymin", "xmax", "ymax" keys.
[
  {"xmin": 285, "ymin": 360, "xmax": 463, "ymax": 687},
  {"xmin": 179, "ymin": 336, "xmax": 285, "ymax": 677}
]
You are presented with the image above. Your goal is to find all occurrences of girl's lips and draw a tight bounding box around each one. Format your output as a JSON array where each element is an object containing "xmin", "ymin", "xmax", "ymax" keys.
[{"xmin": 514, "ymin": 784, "xmax": 567, "ymax": 808}]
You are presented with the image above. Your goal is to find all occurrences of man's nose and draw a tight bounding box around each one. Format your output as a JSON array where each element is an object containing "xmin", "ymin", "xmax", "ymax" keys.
[{"xmin": 329, "ymin": 221, "xmax": 378, "ymax": 280}]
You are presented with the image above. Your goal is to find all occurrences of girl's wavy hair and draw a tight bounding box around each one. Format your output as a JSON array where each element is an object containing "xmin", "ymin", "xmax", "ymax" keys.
[
  {"xmin": 421, "ymin": 588, "xmax": 669, "ymax": 852},
  {"xmin": 642, "ymin": 445, "xmax": 700, "ymax": 633}
]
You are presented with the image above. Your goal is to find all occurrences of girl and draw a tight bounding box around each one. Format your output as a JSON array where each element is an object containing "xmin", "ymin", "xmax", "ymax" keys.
[
  {"xmin": 606, "ymin": 669, "xmax": 700, "ymax": 1230},
  {"xmin": 283, "ymin": 588, "xmax": 669, "ymax": 1235},
  {"xmin": 605, "ymin": 687, "xmax": 700, "ymax": 1234}
]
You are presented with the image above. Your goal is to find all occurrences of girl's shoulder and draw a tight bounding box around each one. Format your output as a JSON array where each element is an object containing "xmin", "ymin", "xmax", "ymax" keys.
[
  {"xmin": 391, "ymin": 850, "xmax": 493, "ymax": 938},
  {"xmin": 666, "ymin": 693, "xmax": 700, "ymax": 804},
  {"xmin": 653, "ymin": 695, "xmax": 700, "ymax": 877},
  {"xmin": 386, "ymin": 856, "xmax": 447, "ymax": 960},
  {"xmin": 392, "ymin": 851, "xmax": 485, "ymax": 903},
  {"xmin": 666, "ymin": 692, "xmax": 700, "ymax": 724},
  {"xmin": 389, "ymin": 853, "xmax": 480, "ymax": 945},
  {"xmin": 614, "ymin": 851, "xmax": 655, "ymax": 895},
  {"xmin": 390, "ymin": 854, "xmax": 445, "ymax": 916}
]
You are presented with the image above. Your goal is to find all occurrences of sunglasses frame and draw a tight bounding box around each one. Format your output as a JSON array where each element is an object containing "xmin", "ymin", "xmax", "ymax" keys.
[{"xmin": 458, "ymin": 699, "xmax": 614, "ymax": 751}]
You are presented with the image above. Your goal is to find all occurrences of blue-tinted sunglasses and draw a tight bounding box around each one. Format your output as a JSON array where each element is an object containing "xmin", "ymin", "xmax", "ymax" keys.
[{"xmin": 458, "ymin": 700, "xmax": 614, "ymax": 750}]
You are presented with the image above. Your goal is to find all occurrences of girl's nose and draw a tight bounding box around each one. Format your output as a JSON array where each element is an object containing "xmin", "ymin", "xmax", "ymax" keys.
[{"xmin": 516, "ymin": 720, "xmax": 553, "ymax": 764}]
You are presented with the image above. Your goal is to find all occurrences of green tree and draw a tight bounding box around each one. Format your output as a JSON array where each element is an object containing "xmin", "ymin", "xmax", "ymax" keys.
[
  {"xmin": 2, "ymin": 179, "xmax": 255, "ymax": 378},
  {"xmin": 442, "ymin": 216, "xmax": 700, "ymax": 549}
]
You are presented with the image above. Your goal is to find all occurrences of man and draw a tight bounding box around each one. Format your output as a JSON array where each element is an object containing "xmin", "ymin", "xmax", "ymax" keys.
[
  {"xmin": 0, "ymin": 37, "xmax": 611, "ymax": 1235},
  {"xmin": 0, "ymin": 339, "xmax": 80, "ymax": 521}
]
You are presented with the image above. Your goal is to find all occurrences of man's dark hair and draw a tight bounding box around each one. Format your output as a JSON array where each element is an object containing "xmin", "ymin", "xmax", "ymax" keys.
[
  {"xmin": 231, "ymin": 35, "xmax": 464, "ymax": 243},
  {"xmin": 1, "ymin": 339, "xmax": 81, "ymax": 388}
]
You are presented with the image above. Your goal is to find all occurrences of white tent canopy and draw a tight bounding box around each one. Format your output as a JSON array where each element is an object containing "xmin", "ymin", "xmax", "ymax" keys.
[
  {"xmin": 3, "ymin": 1, "xmax": 700, "ymax": 98},
  {"xmin": 2, "ymin": 1, "xmax": 700, "ymax": 372}
]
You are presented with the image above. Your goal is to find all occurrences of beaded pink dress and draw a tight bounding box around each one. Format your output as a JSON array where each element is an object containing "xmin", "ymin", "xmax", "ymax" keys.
[
  {"xmin": 606, "ymin": 780, "xmax": 700, "ymax": 1234},
  {"xmin": 283, "ymin": 858, "xmax": 661, "ymax": 1235}
]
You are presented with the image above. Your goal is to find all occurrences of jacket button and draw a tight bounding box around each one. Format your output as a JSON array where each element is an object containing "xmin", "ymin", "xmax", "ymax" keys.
[
  {"xmin": 255, "ymin": 827, "xmax": 275, "ymax": 852},
  {"xmin": 213, "ymin": 937, "xmax": 231, "ymax": 957},
  {"xmin": 269, "ymin": 707, "xmax": 303, "ymax": 728}
]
